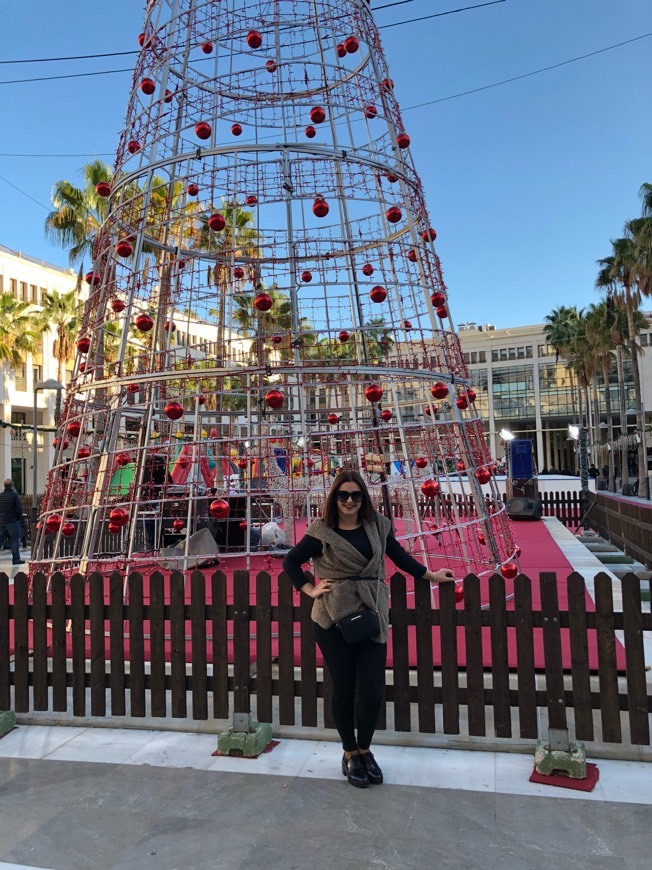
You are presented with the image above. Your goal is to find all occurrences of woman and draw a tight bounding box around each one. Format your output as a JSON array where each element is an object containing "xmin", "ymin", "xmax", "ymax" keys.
[{"xmin": 282, "ymin": 470, "xmax": 455, "ymax": 788}]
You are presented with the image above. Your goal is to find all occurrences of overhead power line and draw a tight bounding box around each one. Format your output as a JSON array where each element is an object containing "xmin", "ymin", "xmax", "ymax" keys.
[
  {"xmin": 0, "ymin": 50, "xmax": 138, "ymax": 65},
  {"xmin": 0, "ymin": 67, "xmax": 133, "ymax": 86},
  {"xmin": 378, "ymin": 0, "xmax": 505, "ymax": 28}
]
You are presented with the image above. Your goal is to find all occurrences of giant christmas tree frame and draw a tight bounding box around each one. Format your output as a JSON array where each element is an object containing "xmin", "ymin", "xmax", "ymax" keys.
[{"xmin": 32, "ymin": 0, "xmax": 517, "ymax": 582}]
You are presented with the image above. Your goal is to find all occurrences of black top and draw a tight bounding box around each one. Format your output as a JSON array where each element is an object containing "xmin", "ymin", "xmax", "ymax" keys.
[
  {"xmin": 282, "ymin": 525, "xmax": 427, "ymax": 591},
  {"xmin": 0, "ymin": 487, "xmax": 23, "ymax": 524}
]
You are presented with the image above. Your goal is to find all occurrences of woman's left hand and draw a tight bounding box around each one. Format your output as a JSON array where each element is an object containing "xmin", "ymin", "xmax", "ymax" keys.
[{"xmin": 423, "ymin": 568, "xmax": 456, "ymax": 583}]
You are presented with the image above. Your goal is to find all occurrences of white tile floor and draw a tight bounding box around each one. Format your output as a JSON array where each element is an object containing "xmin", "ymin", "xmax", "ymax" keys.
[{"xmin": 1, "ymin": 725, "xmax": 650, "ymax": 806}]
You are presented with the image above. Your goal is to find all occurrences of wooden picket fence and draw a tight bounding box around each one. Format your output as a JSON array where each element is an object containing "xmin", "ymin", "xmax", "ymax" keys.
[
  {"xmin": 589, "ymin": 492, "xmax": 652, "ymax": 569},
  {"xmin": 1, "ymin": 569, "xmax": 650, "ymax": 746}
]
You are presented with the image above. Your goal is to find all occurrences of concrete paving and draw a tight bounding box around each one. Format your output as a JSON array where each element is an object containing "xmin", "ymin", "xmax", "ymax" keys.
[{"xmin": 0, "ymin": 726, "xmax": 650, "ymax": 870}]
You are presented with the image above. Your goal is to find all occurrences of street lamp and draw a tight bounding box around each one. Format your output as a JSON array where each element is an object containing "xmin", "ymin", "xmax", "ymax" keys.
[{"xmin": 32, "ymin": 379, "xmax": 64, "ymax": 524}]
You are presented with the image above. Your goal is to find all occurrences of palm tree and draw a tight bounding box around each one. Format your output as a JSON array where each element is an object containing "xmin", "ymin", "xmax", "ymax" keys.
[
  {"xmin": 597, "ymin": 239, "xmax": 647, "ymax": 490},
  {"xmin": 35, "ymin": 288, "xmax": 81, "ymax": 423},
  {"xmin": 0, "ymin": 293, "xmax": 39, "ymax": 370},
  {"xmin": 543, "ymin": 305, "xmax": 583, "ymax": 420},
  {"xmin": 44, "ymin": 160, "xmax": 112, "ymax": 265}
]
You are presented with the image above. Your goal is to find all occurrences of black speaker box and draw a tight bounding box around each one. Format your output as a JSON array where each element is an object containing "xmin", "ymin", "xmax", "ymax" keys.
[{"xmin": 506, "ymin": 496, "xmax": 542, "ymax": 520}]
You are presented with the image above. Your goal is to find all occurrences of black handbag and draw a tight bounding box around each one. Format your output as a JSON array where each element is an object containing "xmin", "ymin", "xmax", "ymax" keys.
[{"xmin": 336, "ymin": 578, "xmax": 381, "ymax": 644}]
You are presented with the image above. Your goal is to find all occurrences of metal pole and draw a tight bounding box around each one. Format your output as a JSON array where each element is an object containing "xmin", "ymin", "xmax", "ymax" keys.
[{"xmin": 32, "ymin": 387, "xmax": 39, "ymax": 526}]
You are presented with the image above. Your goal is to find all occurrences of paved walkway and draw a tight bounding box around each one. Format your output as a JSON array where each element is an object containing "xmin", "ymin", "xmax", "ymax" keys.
[{"xmin": 0, "ymin": 726, "xmax": 650, "ymax": 869}]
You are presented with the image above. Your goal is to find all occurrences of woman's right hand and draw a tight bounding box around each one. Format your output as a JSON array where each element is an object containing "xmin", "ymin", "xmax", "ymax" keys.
[{"xmin": 308, "ymin": 578, "xmax": 334, "ymax": 598}]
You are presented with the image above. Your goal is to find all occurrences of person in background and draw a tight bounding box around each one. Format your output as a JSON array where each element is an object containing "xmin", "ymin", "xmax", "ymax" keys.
[
  {"xmin": 142, "ymin": 453, "xmax": 172, "ymax": 549},
  {"xmin": 0, "ymin": 479, "xmax": 25, "ymax": 565},
  {"xmin": 283, "ymin": 470, "xmax": 456, "ymax": 789},
  {"xmin": 588, "ymin": 464, "xmax": 599, "ymax": 479}
]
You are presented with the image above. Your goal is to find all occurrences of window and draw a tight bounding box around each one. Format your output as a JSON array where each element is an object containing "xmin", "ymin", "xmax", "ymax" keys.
[
  {"xmin": 491, "ymin": 350, "xmax": 498, "ymax": 362},
  {"xmin": 478, "ymin": 351, "xmax": 486, "ymax": 363},
  {"xmin": 526, "ymin": 346, "xmax": 533, "ymax": 358},
  {"xmin": 20, "ymin": 281, "xmax": 28, "ymax": 301},
  {"xmin": 499, "ymin": 348, "xmax": 507, "ymax": 361},
  {"xmin": 641, "ymin": 334, "xmax": 648, "ymax": 347},
  {"xmin": 463, "ymin": 352, "xmax": 470, "ymax": 364},
  {"xmin": 10, "ymin": 278, "xmax": 17, "ymax": 295},
  {"xmin": 508, "ymin": 347, "xmax": 516, "ymax": 360},
  {"xmin": 40, "ymin": 287, "xmax": 47, "ymax": 304},
  {"xmin": 0, "ymin": 275, "xmax": 3, "ymax": 292},
  {"xmin": 33, "ymin": 365, "xmax": 42, "ymax": 385},
  {"xmin": 30, "ymin": 284, "xmax": 38, "ymax": 302},
  {"xmin": 15, "ymin": 363, "xmax": 27, "ymax": 391},
  {"xmin": 470, "ymin": 351, "xmax": 478, "ymax": 364},
  {"xmin": 517, "ymin": 346, "xmax": 525, "ymax": 359},
  {"xmin": 11, "ymin": 411, "xmax": 26, "ymax": 425}
]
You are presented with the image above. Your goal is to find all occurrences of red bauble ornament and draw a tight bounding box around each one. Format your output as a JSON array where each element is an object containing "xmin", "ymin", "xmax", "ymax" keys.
[
  {"xmin": 173, "ymin": 519, "xmax": 184, "ymax": 531},
  {"xmin": 301, "ymin": 270, "xmax": 313, "ymax": 283},
  {"xmin": 163, "ymin": 90, "xmax": 173, "ymax": 104},
  {"xmin": 478, "ymin": 533, "xmax": 486, "ymax": 545},
  {"xmin": 137, "ymin": 33, "xmax": 148, "ymax": 48},
  {"xmin": 254, "ymin": 292, "xmax": 273, "ymax": 312},
  {"xmin": 95, "ymin": 181, "xmax": 111, "ymax": 198},
  {"xmin": 233, "ymin": 266, "xmax": 245, "ymax": 279},
  {"xmin": 380, "ymin": 409, "xmax": 393, "ymax": 421},
  {"xmin": 116, "ymin": 239, "xmax": 133, "ymax": 258},
  {"xmin": 126, "ymin": 383, "xmax": 139, "ymax": 394},
  {"xmin": 238, "ymin": 458, "xmax": 248, "ymax": 469},
  {"xmin": 415, "ymin": 457, "xmax": 428, "ymax": 469},
  {"xmin": 344, "ymin": 35, "xmax": 359, "ymax": 53},
  {"xmin": 431, "ymin": 291, "xmax": 446, "ymax": 308},
  {"xmin": 364, "ymin": 383, "xmax": 383, "ymax": 403},
  {"xmin": 61, "ymin": 521, "xmax": 76, "ymax": 537},
  {"xmin": 208, "ymin": 213, "xmax": 226, "ymax": 231},
  {"xmin": 265, "ymin": 59, "xmax": 277, "ymax": 72},
  {"xmin": 79, "ymin": 363, "xmax": 86, "ymax": 372},
  {"xmin": 424, "ymin": 405, "xmax": 437, "ymax": 417},
  {"xmin": 364, "ymin": 105, "xmax": 377, "ymax": 119},
  {"xmin": 109, "ymin": 507, "xmax": 129, "ymax": 527},
  {"xmin": 456, "ymin": 461, "xmax": 465, "ymax": 472},
  {"xmin": 164, "ymin": 401, "xmax": 184, "ymax": 420},
  {"xmin": 231, "ymin": 123, "xmax": 243, "ymax": 136},
  {"xmin": 407, "ymin": 249, "xmax": 417, "ymax": 262},
  {"xmin": 115, "ymin": 451, "xmax": 132, "ymax": 466},
  {"xmin": 246, "ymin": 30, "xmax": 263, "ymax": 49},
  {"xmin": 370, "ymin": 285, "xmax": 387, "ymax": 303},
  {"xmin": 108, "ymin": 523, "xmax": 122, "ymax": 534},
  {"xmin": 436, "ymin": 306, "xmax": 448, "ymax": 319},
  {"xmin": 422, "ymin": 228, "xmax": 438, "ymax": 243},
  {"xmin": 362, "ymin": 263, "xmax": 374, "ymax": 276},
  {"xmin": 385, "ymin": 173, "xmax": 399, "ymax": 183},
  {"xmin": 53, "ymin": 437, "xmax": 69, "ymax": 450},
  {"xmin": 164, "ymin": 321, "xmax": 176, "ymax": 332},
  {"xmin": 139, "ymin": 78, "xmax": 156, "ymax": 95},
  {"xmin": 386, "ymin": 206, "xmax": 402, "ymax": 224},
  {"xmin": 421, "ymin": 479, "xmax": 440, "ymax": 498},
  {"xmin": 239, "ymin": 521, "xmax": 248, "ymax": 530},
  {"xmin": 336, "ymin": 43, "xmax": 346, "ymax": 58},
  {"xmin": 305, "ymin": 125, "xmax": 316, "ymax": 139},
  {"xmin": 501, "ymin": 562, "xmax": 518, "ymax": 580},
  {"xmin": 66, "ymin": 421, "xmax": 81, "ymax": 438},
  {"xmin": 201, "ymin": 41, "xmax": 213, "ymax": 54},
  {"xmin": 76, "ymin": 336, "xmax": 90, "ymax": 354},
  {"xmin": 515, "ymin": 546, "xmax": 522, "ymax": 558},
  {"xmin": 78, "ymin": 445, "xmax": 91, "ymax": 459},
  {"xmin": 45, "ymin": 514, "xmax": 62, "ymax": 533},
  {"xmin": 381, "ymin": 77, "xmax": 394, "ymax": 92},
  {"xmin": 265, "ymin": 389, "xmax": 284, "ymax": 409},
  {"xmin": 195, "ymin": 121, "xmax": 212, "ymax": 140},
  {"xmin": 111, "ymin": 298, "xmax": 125, "ymax": 313},
  {"xmin": 338, "ymin": 330, "xmax": 350, "ymax": 343},
  {"xmin": 456, "ymin": 396, "xmax": 468, "ymax": 410},
  {"xmin": 187, "ymin": 183, "xmax": 199, "ymax": 196},
  {"xmin": 403, "ymin": 319, "xmax": 413, "ymax": 330},
  {"xmin": 127, "ymin": 140, "xmax": 141, "ymax": 154},
  {"xmin": 467, "ymin": 388, "xmax": 477, "ymax": 403},
  {"xmin": 178, "ymin": 458, "xmax": 189, "ymax": 471},
  {"xmin": 475, "ymin": 467, "xmax": 492, "ymax": 485},
  {"xmin": 396, "ymin": 132, "xmax": 411, "ymax": 149},
  {"xmin": 454, "ymin": 582, "xmax": 465, "ymax": 603},
  {"xmin": 310, "ymin": 106, "xmax": 326, "ymax": 124},
  {"xmin": 197, "ymin": 394, "xmax": 206, "ymax": 405},
  {"xmin": 431, "ymin": 382, "xmax": 448, "ymax": 400},
  {"xmin": 271, "ymin": 334, "xmax": 283, "ymax": 345},
  {"xmin": 245, "ymin": 195, "xmax": 258, "ymax": 205},
  {"xmin": 327, "ymin": 413, "xmax": 339, "ymax": 425},
  {"xmin": 135, "ymin": 313, "xmax": 153, "ymax": 332},
  {"xmin": 312, "ymin": 197, "xmax": 329, "ymax": 218}
]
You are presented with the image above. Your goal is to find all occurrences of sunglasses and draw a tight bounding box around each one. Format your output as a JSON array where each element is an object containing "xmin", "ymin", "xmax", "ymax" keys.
[{"xmin": 336, "ymin": 491, "xmax": 364, "ymax": 504}]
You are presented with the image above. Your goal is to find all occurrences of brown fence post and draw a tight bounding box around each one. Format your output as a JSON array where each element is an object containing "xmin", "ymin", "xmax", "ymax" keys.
[
  {"xmin": 216, "ymin": 569, "xmax": 272, "ymax": 757},
  {"xmin": 0, "ymin": 573, "xmax": 14, "ymax": 736},
  {"xmin": 621, "ymin": 573, "xmax": 650, "ymax": 746}
]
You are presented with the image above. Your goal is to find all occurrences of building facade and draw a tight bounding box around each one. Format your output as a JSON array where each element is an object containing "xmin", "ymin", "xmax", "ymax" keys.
[{"xmin": 457, "ymin": 318, "xmax": 652, "ymax": 477}]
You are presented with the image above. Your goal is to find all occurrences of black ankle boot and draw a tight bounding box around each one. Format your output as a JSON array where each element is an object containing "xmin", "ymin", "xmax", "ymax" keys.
[
  {"xmin": 360, "ymin": 751, "xmax": 383, "ymax": 784},
  {"xmin": 341, "ymin": 752, "xmax": 370, "ymax": 788}
]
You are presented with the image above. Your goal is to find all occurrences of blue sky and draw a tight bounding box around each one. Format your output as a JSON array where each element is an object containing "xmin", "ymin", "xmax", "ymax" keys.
[{"xmin": 0, "ymin": 0, "xmax": 650, "ymax": 329}]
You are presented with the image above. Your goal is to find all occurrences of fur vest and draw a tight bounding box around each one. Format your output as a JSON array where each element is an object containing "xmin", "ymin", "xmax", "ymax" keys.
[{"xmin": 306, "ymin": 512, "xmax": 392, "ymax": 643}]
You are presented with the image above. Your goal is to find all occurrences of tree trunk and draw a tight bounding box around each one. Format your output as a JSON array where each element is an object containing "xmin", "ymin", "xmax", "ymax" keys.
[
  {"xmin": 626, "ymin": 306, "xmax": 648, "ymax": 496},
  {"xmin": 615, "ymin": 345, "xmax": 628, "ymax": 490},
  {"xmin": 601, "ymin": 355, "xmax": 615, "ymax": 492}
]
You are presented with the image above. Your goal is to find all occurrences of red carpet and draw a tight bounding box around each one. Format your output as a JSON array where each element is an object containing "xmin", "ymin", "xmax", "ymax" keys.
[{"xmin": 529, "ymin": 763, "xmax": 600, "ymax": 792}]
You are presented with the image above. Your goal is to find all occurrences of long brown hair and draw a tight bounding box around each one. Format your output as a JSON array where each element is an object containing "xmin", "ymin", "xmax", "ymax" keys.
[{"xmin": 321, "ymin": 470, "xmax": 376, "ymax": 528}]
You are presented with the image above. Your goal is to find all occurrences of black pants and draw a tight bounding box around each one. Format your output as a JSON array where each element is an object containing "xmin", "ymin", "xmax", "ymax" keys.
[{"xmin": 312, "ymin": 622, "xmax": 387, "ymax": 752}]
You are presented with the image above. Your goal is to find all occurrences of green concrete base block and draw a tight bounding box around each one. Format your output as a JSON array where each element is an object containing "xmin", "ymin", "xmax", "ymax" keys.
[
  {"xmin": 0, "ymin": 710, "xmax": 16, "ymax": 738},
  {"xmin": 534, "ymin": 738, "xmax": 587, "ymax": 779},
  {"xmin": 217, "ymin": 722, "xmax": 273, "ymax": 758}
]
